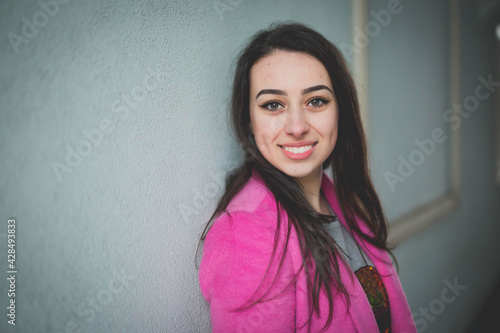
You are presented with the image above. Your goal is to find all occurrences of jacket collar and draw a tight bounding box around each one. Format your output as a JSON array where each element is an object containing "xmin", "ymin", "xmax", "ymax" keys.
[
  {"xmin": 320, "ymin": 169, "xmax": 414, "ymax": 332},
  {"xmin": 246, "ymin": 167, "xmax": 413, "ymax": 331}
]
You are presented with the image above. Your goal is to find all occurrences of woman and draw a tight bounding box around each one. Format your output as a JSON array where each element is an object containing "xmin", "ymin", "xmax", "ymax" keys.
[{"xmin": 197, "ymin": 22, "xmax": 417, "ymax": 333}]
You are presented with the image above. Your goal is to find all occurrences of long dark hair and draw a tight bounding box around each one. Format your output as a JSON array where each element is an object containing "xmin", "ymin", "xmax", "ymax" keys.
[{"xmin": 197, "ymin": 21, "xmax": 397, "ymax": 331}]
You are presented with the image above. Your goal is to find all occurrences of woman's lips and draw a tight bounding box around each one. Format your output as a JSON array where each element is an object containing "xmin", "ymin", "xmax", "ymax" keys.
[{"xmin": 279, "ymin": 142, "xmax": 317, "ymax": 160}]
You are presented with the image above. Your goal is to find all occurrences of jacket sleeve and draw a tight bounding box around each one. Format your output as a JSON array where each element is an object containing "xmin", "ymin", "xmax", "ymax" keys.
[{"xmin": 199, "ymin": 211, "xmax": 296, "ymax": 332}]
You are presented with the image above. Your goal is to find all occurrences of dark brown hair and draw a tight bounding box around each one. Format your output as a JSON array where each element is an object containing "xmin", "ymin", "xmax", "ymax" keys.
[{"xmin": 197, "ymin": 21, "xmax": 397, "ymax": 331}]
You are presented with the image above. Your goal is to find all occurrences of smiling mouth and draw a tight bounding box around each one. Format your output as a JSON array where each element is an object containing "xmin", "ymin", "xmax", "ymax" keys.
[{"xmin": 278, "ymin": 142, "xmax": 318, "ymax": 154}]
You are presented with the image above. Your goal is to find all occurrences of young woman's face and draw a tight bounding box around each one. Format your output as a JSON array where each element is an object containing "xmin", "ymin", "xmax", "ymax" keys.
[{"xmin": 249, "ymin": 50, "xmax": 339, "ymax": 182}]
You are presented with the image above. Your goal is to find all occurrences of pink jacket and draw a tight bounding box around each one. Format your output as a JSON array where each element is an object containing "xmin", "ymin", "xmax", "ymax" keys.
[{"xmin": 199, "ymin": 168, "xmax": 417, "ymax": 332}]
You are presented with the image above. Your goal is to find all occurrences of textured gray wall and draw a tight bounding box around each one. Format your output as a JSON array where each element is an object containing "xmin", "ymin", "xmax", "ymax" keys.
[
  {"xmin": 1, "ymin": 0, "xmax": 499, "ymax": 332},
  {"xmin": 0, "ymin": 0, "xmax": 351, "ymax": 332}
]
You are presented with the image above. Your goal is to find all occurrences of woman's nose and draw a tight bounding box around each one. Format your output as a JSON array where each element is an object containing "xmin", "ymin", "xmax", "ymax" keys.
[{"xmin": 284, "ymin": 106, "xmax": 309, "ymax": 137}]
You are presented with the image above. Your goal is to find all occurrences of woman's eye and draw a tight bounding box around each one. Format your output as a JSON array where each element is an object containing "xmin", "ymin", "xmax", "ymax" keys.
[
  {"xmin": 307, "ymin": 98, "xmax": 329, "ymax": 108},
  {"xmin": 260, "ymin": 101, "xmax": 284, "ymax": 111}
]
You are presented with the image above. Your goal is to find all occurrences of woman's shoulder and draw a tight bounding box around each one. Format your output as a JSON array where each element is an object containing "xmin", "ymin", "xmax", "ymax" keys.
[
  {"xmin": 200, "ymin": 205, "xmax": 296, "ymax": 305},
  {"xmin": 205, "ymin": 209, "xmax": 279, "ymax": 247},
  {"xmin": 201, "ymin": 171, "xmax": 295, "ymax": 269},
  {"xmin": 218, "ymin": 171, "xmax": 281, "ymax": 230}
]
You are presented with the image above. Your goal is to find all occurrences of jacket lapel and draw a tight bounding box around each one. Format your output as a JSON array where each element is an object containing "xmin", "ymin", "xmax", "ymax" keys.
[
  {"xmin": 321, "ymin": 170, "xmax": 416, "ymax": 333},
  {"xmin": 321, "ymin": 171, "xmax": 385, "ymax": 332}
]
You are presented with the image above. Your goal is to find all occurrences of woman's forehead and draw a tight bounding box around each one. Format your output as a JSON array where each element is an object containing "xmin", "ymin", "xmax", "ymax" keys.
[{"xmin": 249, "ymin": 51, "xmax": 332, "ymax": 93}]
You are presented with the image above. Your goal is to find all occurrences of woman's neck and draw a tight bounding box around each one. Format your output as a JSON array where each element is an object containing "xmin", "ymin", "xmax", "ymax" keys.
[{"xmin": 295, "ymin": 167, "xmax": 326, "ymax": 214}]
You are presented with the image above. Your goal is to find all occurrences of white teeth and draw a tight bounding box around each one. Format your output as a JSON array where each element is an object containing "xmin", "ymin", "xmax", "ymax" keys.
[{"xmin": 283, "ymin": 145, "xmax": 313, "ymax": 154}]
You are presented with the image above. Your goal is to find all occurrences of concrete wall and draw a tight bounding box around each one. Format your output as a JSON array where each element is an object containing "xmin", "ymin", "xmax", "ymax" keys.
[
  {"xmin": 0, "ymin": 0, "xmax": 498, "ymax": 332},
  {"xmin": 366, "ymin": 1, "xmax": 500, "ymax": 332},
  {"xmin": 0, "ymin": 1, "xmax": 351, "ymax": 332}
]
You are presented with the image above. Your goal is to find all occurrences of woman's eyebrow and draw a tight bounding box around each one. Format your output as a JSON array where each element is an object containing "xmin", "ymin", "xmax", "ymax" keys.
[
  {"xmin": 256, "ymin": 89, "xmax": 286, "ymax": 99},
  {"xmin": 256, "ymin": 85, "xmax": 333, "ymax": 99},
  {"xmin": 301, "ymin": 85, "xmax": 333, "ymax": 95}
]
